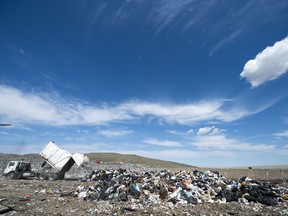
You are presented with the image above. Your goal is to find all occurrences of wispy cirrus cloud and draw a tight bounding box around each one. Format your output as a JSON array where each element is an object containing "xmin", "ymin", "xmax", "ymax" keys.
[
  {"xmin": 120, "ymin": 100, "xmax": 225, "ymax": 125},
  {"xmin": 83, "ymin": 0, "xmax": 287, "ymax": 54},
  {"xmin": 209, "ymin": 27, "xmax": 244, "ymax": 56},
  {"xmin": 143, "ymin": 138, "xmax": 183, "ymax": 147},
  {"xmin": 0, "ymin": 85, "xmax": 276, "ymax": 127},
  {"xmin": 98, "ymin": 129, "xmax": 133, "ymax": 138},
  {"xmin": 85, "ymin": 2, "xmax": 108, "ymax": 38},
  {"xmin": 191, "ymin": 134, "xmax": 275, "ymax": 151},
  {"xmin": 274, "ymin": 130, "xmax": 288, "ymax": 137},
  {"xmin": 165, "ymin": 126, "xmax": 276, "ymax": 152},
  {"xmin": 240, "ymin": 36, "xmax": 288, "ymax": 87},
  {"xmin": 166, "ymin": 129, "xmax": 191, "ymax": 136},
  {"xmin": 148, "ymin": 0, "xmax": 193, "ymax": 34}
]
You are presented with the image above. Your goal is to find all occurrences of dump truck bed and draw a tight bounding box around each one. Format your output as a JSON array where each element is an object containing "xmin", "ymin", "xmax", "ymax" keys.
[{"xmin": 39, "ymin": 141, "xmax": 74, "ymax": 172}]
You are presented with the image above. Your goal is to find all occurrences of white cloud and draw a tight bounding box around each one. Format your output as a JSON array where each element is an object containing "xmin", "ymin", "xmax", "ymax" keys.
[
  {"xmin": 165, "ymin": 130, "xmax": 190, "ymax": 136},
  {"xmin": 98, "ymin": 129, "xmax": 132, "ymax": 138},
  {"xmin": 191, "ymin": 134, "xmax": 275, "ymax": 151},
  {"xmin": 0, "ymin": 85, "xmax": 134, "ymax": 126},
  {"xmin": 166, "ymin": 130, "xmax": 184, "ymax": 136},
  {"xmin": 274, "ymin": 130, "xmax": 288, "ymax": 137},
  {"xmin": 0, "ymin": 85, "xmax": 273, "ymax": 127},
  {"xmin": 121, "ymin": 100, "xmax": 227, "ymax": 124},
  {"xmin": 143, "ymin": 138, "xmax": 183, "ymax": 147},
  {"xmin": 240, "ymin": 36, "xmax": 288, "ymax": 87},
  {"xmin": 197, "ymin": 126, "xmax": 224, "ymax": 136},
  {"xmin": 0, "ymin": 86, "xmax": 64, "ymax": 124}
]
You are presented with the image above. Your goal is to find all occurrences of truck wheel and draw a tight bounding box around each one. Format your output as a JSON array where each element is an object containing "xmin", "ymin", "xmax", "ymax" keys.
[
  {"xmin": 6, "ymin": 172, "xmax": 16, "ymax": 179},
  {"xmin": 39, "ymin": 173, "xmax": 48, "ymax": 180},
  {"xmin": 48, "ymin": 173, "xmax": 58, "ymax": 181}
]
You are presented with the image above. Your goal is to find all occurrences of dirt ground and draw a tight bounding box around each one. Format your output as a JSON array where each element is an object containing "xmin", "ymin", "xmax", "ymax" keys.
[{"xmin": 0, "ymin": 177, "xmax": 287, "ymax": 216}]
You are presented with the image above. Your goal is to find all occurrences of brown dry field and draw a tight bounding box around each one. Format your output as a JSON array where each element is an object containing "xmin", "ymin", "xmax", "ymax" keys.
[{"xmin": 201, "ymin": 167, "xmax": 288, "ymax": 185}]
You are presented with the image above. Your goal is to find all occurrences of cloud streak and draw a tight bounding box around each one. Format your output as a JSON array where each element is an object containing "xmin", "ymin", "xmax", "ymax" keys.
[
  {"xmin": 98, "ymin": 129, "xmax": 133, "ymax": 138},
  {"xmin": 191, "ymin": 134, "xmax": 275, "ymax": 151},
  {"xmin": 143, "ymin": 138, "xmax": 183, "ymax": 147},
  {"xmin": 240, "ymin": 36, "xmax": 288, "ymax": 87},
  {"xmin": 164, "ymin": 126, "xmax": 276, "ymax": 152},
  {"xmin": 148, "ymin": 0, "xmax": 193, "ymax": 34},
  {"xmin": 82, "ymin": 0, "xmax": 288, "ymax": 55},
  {"xmin": 0, "ymin": 85, "xmax": 275, "ymax": 127},
  {"xmin": 274, "ymin": 130, "xmax": 288, "ymax": 137}
]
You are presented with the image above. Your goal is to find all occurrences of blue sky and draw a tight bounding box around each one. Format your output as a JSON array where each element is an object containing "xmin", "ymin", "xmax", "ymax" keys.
[{"xmin": 0, "ymin": 0, "xmax": 288, "ymax": 167}]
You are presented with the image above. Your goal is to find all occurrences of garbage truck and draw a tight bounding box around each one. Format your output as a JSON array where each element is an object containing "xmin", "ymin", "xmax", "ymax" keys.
[{"xmin": 3, "ymin": 141, "xmax": 89, "ymax": 180}]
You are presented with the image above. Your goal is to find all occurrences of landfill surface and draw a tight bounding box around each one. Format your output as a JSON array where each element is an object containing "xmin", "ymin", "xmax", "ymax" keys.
[{"xmin": 0, "ymin": 169, "xmax": 288, "ymax": 215}]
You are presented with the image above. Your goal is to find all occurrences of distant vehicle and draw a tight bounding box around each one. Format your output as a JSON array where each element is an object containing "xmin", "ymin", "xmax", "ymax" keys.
[
  {"xmin": 96, "ymin": 160, "xmax": 103, "ymax": 164},
  {"xmin": 3, "ymin": 141, "xmax": 89, "ymax": 180}
]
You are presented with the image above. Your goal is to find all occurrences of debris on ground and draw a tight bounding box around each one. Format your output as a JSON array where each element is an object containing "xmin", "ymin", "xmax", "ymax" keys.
[
  {"xmin": 0, "ymin": 169, "xmax": 287, "ymax": 215},
  {"xmin": 77, "ymin": 169, "xmax": 288, "ymax": 208}
]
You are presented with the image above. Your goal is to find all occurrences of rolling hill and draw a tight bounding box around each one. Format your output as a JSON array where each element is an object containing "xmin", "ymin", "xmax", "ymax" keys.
[{"xmin": 0, "ymin": 152, "xmax": 196, "ymax": 170}]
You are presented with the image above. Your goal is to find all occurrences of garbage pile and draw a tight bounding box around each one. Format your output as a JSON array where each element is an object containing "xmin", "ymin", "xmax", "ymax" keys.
[{"xmin": 75, "ymin": 169, "xmax": 288, "ymax": 208}]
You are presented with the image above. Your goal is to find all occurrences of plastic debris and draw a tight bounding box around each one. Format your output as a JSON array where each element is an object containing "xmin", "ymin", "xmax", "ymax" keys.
[{"xmin": 75, "ymin": 169, "xmax": 288, "ymax": 208}]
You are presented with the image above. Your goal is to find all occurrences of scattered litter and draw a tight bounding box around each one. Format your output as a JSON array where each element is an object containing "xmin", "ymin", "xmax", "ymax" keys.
[
  {"xmin": 0, "ymin": 168, "xmax": 287, "ymax": 215},
  {"xmin": 75, "ymin": 169, "xmax": 288, "ymax": 208}
]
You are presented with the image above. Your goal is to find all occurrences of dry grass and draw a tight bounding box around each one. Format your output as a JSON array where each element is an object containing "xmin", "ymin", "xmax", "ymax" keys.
[{"xmin": 87, "ymin": 152, "xmax": 196, "ymax": 169}]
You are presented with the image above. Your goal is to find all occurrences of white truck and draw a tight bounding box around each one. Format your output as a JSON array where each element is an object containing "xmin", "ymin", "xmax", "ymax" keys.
[{"xmin": 3, "ymin": 141, "xmax": 89, "ymax": 180}]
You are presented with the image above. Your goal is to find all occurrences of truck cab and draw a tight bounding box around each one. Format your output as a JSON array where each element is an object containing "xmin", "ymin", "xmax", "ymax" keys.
[{"xmin": 3, "ymin": 161, "xmax": 32, "ymax": 179}]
